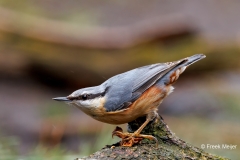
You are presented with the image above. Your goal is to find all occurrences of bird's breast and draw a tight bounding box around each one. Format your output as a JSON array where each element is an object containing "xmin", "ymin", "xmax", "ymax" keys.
[{"xmin": 89, "ymin": 85, "xmax": 173, "ymax": 124}]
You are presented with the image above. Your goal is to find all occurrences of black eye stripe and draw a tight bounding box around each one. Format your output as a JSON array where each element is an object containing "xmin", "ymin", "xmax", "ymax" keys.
[{"xmin": 68, "ymin": 86, "xmax": 110, "ymax": 101}]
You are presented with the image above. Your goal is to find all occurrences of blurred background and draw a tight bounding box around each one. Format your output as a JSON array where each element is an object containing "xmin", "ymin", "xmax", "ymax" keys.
[{"xmin": 0, "ymin": 0, "xmax": 240, "ymax": 159}]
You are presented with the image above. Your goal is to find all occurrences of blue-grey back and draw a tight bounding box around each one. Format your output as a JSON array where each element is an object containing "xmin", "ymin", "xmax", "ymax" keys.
[
  {"xmin": 102, "ymin": 63, "xmax": 169, "ymax": 111},
  {"xmin": 101, "ymin": 54, "xmax": 205, "ymax": 112}
]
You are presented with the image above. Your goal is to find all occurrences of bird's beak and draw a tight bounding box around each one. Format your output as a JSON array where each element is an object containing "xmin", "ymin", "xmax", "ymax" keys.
[{"xmin": 52, "ymin": 97, "xmax": 71, "ymax": 102}]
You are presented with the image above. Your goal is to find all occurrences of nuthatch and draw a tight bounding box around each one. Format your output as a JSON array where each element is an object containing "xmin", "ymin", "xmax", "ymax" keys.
[{"xmin": 53, "ymin": 54, "xmax": 206, "ymax": 147}]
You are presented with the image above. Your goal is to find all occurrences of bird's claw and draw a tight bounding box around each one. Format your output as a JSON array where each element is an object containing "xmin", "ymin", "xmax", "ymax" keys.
[{"xmin": 112, "ymin": 126, "xmax": 157, "ymax": 147}]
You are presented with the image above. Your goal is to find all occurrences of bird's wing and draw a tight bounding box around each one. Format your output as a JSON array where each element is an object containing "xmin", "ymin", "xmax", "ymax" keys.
[
  {"xmin": 106, "ymin": 54, "xmax": 205, "ymax": 112},
  {"xmin": 132, "ymin": 61, "xmax": 183, "ymax": 93},
  {"xmin": 112, "ymin": 59, "xmax": 187, "ymax": 111}
]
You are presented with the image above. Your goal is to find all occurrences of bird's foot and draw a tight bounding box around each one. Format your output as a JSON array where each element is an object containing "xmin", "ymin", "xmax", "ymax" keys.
[{"xmin": 112, "ymin": 126, "xmax": 158, "ymax": 147}]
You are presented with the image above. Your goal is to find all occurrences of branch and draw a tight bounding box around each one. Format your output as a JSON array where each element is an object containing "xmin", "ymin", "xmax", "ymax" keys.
[
  {"xmin": 0, "ymin": 7, "xmax": 195, "ymax": 49},
  {"xmin": 78, "ymin": 115, "xmax": 229, "ymax": 160}
]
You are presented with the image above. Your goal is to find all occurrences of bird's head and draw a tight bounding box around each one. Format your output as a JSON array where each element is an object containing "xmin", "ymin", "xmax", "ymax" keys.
[{"xmin": 53, "ymin": 85, "xmax": 108, "ymax": 109}]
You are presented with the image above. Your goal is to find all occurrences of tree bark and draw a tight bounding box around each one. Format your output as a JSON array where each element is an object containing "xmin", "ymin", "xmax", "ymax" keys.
[{"xmin": 77, "ymin": 115, "xmax": 229, "ymax": 160}]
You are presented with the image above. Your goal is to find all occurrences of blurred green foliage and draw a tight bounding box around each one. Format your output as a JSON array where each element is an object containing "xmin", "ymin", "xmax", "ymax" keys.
[
  {"xmin": 0, "ymin": 0, "xmax": 96, "ymax": 25},
  {"xmin": 0, "ymin": 125, "xmax": 120, "ymax": 159},
  {"xmin": 0, "ymin": 134, "xmax": 19, "ymax": 160}
]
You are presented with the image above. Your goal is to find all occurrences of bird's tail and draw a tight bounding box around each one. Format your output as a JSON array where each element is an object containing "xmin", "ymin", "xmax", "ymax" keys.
[
  {"xmin": 161, "ymin": 54, "xmax": 206, "ymax": 85},
  {"xmin": 183, "ymin": 54, "xmax": 206, "ymax": 66}
]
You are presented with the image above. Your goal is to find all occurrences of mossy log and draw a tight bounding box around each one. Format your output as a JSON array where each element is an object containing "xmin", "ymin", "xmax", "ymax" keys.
[{"xmin": 77, "ymin": 115, "xmax": 229, "ymax": 160}]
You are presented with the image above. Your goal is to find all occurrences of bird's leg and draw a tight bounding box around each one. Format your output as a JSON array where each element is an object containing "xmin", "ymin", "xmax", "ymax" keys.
[{"xmin": 112, "ymin": 111, "xmax": 158, "ymax": 147}]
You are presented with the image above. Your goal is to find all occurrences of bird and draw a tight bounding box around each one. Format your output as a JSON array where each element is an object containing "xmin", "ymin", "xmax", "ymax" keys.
[{"xmin": 53, "ymin": 54, "xmax": 206, "ymax": 147}]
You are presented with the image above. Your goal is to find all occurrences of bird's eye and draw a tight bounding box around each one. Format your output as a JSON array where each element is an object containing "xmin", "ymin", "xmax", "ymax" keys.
[{"xmin": 81, "ymin": 94, "xmax": 89, "ymax": 100}]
